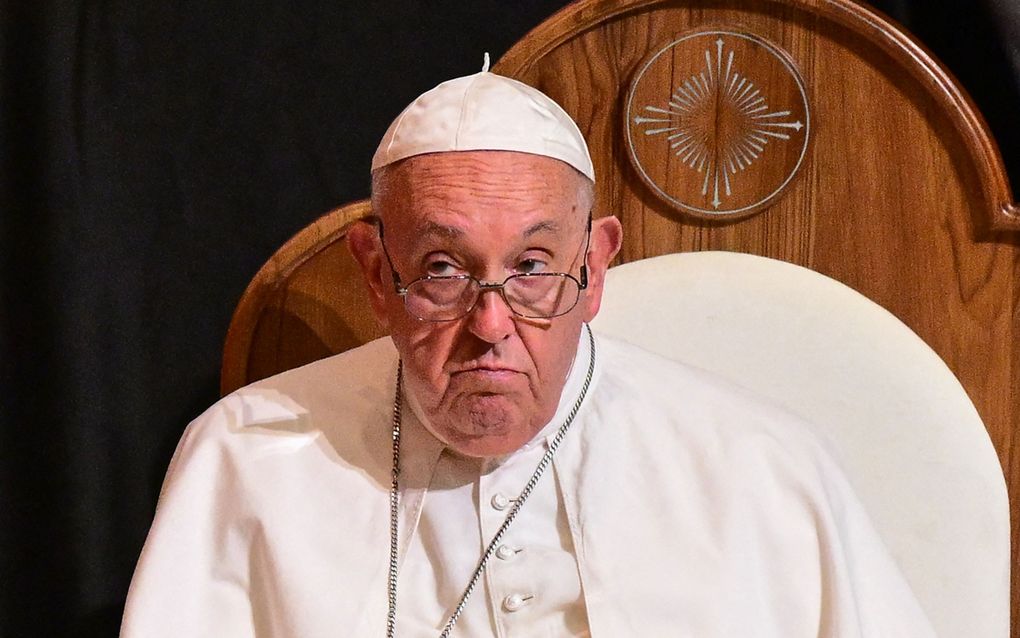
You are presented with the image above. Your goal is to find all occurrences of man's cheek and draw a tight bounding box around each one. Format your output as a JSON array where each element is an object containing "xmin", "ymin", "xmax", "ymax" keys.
[{"xmin": 408, "ymin": 350, "xmax": 451, "ymax": 400}]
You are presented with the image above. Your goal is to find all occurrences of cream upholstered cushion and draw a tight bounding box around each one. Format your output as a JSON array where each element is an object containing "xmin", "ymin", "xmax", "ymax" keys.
[{"xmin": 591, "ymin": 251, "xmax": 1008, "ymax": 638}]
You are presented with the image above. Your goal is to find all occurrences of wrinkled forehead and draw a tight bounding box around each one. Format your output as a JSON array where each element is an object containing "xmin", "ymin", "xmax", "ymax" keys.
[{"xmin": 372, "ymin": 150, "xmax": 592, "ymax": 235}]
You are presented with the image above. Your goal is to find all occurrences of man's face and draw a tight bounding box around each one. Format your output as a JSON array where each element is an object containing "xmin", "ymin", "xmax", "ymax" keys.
[{"xmin": 350, "ymin": 150, "xmax": 621, "ymax": 457}]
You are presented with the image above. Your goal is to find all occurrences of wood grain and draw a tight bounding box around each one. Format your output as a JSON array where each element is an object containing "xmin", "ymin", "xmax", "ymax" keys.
[{"xmin": 220, "ymin": 199, "xmax": 383, "ymax": 395}]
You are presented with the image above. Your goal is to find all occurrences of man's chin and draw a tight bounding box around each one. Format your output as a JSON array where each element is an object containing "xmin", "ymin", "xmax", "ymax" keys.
[
  {"xmin": 436, "ymin": 397, "xmax": 537, "ymax": 457},
  {"xmin": 444, "ymin": 432, "xmax": 535, "ymax": 458}
]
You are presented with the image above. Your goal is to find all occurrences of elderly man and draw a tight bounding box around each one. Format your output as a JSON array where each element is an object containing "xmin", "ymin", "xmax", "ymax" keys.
[{"xmin": 121, "ymin": 68, "xmax": 934, "ymax": 637}]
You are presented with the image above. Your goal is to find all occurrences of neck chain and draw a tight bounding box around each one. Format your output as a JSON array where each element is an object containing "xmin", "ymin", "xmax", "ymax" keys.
[{"xmin": 386, "ymin": 324, "xmax": 596, "ymax": 638}]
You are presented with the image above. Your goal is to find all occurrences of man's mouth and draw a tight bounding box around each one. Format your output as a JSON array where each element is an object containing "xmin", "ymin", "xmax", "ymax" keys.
[
  {"xmin": 451, "ymin": 355, "xmax": 521, "ymax": 374},
  {"xmin": 453, "ymin": 367, "xmax": 519, "ymax": 378},
  {"xmin": 448, "ymin": 362, "xmax": 525, "ymax": 386}
]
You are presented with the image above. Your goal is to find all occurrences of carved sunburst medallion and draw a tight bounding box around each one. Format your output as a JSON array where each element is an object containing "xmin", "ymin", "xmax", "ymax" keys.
[{"xmin": 626, "ymin": 30, "xmax": 811, "ymax": 220}]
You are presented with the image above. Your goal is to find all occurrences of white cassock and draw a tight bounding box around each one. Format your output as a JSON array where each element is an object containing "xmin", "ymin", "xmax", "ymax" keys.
[{"xmin": 120, "ymin": 329, "xmax": 935, "ymax": 637}]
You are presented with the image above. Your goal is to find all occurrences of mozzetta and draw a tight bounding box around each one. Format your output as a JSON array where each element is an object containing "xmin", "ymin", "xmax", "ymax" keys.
[{"xmin": 121, "ymin": 330, "xmax": 934, "ymax": 637}]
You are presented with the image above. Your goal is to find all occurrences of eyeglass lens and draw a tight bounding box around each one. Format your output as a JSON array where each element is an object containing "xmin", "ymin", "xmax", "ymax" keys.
[{"xmin": 404, "ymin": 274, "xmax": 580, "ymax": 320}]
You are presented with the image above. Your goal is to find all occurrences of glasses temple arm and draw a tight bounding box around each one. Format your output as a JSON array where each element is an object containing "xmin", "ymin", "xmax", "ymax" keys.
[
  {"xmin": 373, "ymin": 219, "xmax": 408, "ymax": 292},
  {"xmin": 579, "ymin": 213, "xmax": 593, "ymax": 289}
]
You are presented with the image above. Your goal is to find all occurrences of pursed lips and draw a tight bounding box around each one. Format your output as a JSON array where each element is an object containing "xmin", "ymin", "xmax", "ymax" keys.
[{"xmin": 449, "ymin": 362, "xmax": 523, "ymax": 380}]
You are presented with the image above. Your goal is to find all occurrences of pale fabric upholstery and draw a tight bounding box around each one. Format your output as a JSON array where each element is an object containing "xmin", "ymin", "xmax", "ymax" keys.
[{"xmin": 590, "ymin": 251, "xmax": 1009, "ymax": 638}]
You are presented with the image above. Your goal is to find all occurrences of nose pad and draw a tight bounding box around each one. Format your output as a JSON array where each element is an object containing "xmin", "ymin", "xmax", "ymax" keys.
[{"xmin": 466, "ymin": 287, "xmax": 515, "ymax": 342}]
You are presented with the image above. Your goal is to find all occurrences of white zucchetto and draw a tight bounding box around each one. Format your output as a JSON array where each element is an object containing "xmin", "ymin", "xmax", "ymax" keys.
[{"xmin": 371, "ymin": 69, "xmax": 595, "ymax": 182}]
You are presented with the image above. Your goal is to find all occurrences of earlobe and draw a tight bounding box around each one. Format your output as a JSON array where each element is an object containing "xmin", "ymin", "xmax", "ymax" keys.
[
  {"xmin": 346, "ymin": 220, "xmax": 391, "ymax": 328},
  {"xmin": 581, "ymin": 215, "xmax": 624, "ymax": 322}
]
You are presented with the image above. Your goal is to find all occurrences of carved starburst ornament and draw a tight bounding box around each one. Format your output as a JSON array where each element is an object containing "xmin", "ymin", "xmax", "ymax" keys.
[{"xmin": 626, "ymin": 30, "xmax": 811, "ymax": 220}]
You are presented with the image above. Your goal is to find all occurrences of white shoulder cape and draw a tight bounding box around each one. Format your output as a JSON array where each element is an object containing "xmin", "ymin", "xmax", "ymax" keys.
[{"xmin": 121, "ymin": 333, "xmax": 933, "ymax": 637}]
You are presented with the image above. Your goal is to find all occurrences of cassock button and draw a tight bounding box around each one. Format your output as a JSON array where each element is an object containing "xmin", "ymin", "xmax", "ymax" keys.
[
  {"xmin": 495, "ymin": 544, "xmax": 516, "ymax": 561},
  {"xmin": 490, "ymin": 493, "xmax": 511, "ymax": 511},
  {"xmin": 502, "ymin": 593, "xmax": 530, "ymax": 612}
]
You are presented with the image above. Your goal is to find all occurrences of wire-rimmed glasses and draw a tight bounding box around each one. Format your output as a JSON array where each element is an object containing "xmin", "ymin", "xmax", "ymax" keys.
[{"xmin": 374, "ymin": 216, "xmax": 591, "ymax": 321}]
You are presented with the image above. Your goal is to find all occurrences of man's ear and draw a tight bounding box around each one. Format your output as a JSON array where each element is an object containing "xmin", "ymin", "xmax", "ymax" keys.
[
  {"xmin": 581, "ymin": 215, "xmax": 623, "ymax": 322},
  {"xmin": 346, "ymin": 220, "xmax": 391, "ymax": 330}
]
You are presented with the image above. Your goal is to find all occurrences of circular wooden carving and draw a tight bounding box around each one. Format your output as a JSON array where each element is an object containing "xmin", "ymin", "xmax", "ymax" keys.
[{"xmin": 626, "ymin": 29, "xmax": 811, "ymax": 220}]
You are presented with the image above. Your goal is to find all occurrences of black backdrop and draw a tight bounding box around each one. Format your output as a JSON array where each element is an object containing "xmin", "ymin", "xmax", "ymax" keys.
[{"xmin": 2, "ymin": 2, "xmax": 1017, "ymax": 636}]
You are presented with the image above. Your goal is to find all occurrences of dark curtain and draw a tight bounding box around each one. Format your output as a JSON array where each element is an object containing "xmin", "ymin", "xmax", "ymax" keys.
[{"xmin": 1, "ymin": 1, "xmax": 1017, "ymax": 636}]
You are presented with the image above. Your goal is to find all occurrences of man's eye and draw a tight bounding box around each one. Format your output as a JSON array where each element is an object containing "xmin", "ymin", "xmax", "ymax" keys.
[
  {"xmin": 425, "ymin": 260, "xmax": 461, "ymax": 277},
  {"xmin": 516, "ymin": 258, "xmax": 548, "ymax": 274}
]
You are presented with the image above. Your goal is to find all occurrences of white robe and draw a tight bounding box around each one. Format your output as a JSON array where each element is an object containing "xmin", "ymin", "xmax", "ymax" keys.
[{"xmin": 121, "ymin": 331, "xmax": 934, "ymax": 637}]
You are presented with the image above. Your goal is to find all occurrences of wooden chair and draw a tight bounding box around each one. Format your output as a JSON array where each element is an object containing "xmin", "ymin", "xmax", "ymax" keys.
[{"xmin": 221, "ymin": 0, "xmax": 1018, "ymax": 633}]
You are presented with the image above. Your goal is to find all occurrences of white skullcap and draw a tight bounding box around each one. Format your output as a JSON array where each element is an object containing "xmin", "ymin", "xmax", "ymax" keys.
[{"xmin": 371, "ymin": 68, "xmax": 595, "ymax": 181}]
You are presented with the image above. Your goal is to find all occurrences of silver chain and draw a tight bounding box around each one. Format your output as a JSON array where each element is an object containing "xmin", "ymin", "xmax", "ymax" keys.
[
  {"xmin": 385, "ymin": 363, "xmax": 404, "ymax": 638},
  {"xmin": 386, "ymin": 324, "xmax": 596, "ymax": 637}
]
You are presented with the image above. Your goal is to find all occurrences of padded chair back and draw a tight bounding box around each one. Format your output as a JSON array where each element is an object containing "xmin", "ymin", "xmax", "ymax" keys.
[{"xmin": 592, "ymin": 251, "xmax": 1010, "ymax": 638}]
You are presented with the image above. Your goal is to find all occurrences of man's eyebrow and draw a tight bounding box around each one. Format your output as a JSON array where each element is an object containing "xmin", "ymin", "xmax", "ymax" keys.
[
  {"xmin": 414, "ymin": 219, "xmax": 562, "ymax": 240},
  {"xmin": 523, "ymin": 220, "xmax": 561, "ymax": 237},
  {"xmin": 417, "ymin": 221, "xmax": 464, "ymax": 239}
]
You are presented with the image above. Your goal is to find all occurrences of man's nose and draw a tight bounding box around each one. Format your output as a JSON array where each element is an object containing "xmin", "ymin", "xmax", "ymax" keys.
[{"xmin": 466, "ymin": 288, "xmax": 514, "ymax": 343}]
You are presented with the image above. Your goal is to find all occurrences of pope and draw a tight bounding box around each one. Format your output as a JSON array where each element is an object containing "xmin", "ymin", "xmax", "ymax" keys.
[{"xmin": 120, "ymin": 65, "xmax": 934, "ymax": 637}]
